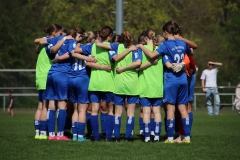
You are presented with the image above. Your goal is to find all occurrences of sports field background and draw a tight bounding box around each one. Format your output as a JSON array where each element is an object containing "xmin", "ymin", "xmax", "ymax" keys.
[{"xmin": 0, "ymin": 107, "xmax": 239, "ymax": 160}]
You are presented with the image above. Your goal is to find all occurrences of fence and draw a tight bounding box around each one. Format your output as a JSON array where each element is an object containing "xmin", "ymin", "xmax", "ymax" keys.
[
  {"xmin": 0, "ymin": 69, "xmax": 238, "ymax": 112},
  {"xmin": 193, "ymin": 91, "xmax": 235, "ymax": 111}
]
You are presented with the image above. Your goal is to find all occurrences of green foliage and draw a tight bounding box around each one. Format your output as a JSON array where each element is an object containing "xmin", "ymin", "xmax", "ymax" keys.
[{"xmin": 0, "ymin": 0, "xmax": 239, "ymax": 86}]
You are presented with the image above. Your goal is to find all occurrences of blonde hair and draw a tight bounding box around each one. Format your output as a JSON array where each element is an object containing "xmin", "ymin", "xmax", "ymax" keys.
[
  {"xmin": 156, "ymin": 35, "xmax": 165, "ymax": 45},
  {"xmin": 83, "ymin": 31, "xmax": 97, "ymax": 43}
]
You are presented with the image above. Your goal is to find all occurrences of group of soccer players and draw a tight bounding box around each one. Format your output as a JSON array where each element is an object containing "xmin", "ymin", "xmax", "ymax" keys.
[{"xmin": 33, "ymin": 20, "xmax": 197, "ymax": 143}]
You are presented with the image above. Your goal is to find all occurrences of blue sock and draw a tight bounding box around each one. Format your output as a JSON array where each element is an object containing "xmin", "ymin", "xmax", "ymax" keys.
[
  {"xmin": 139, "ymin": 117, "xmax": 144, "ymax": 132},
  {"xmin": 106, "ymin": 115, "xmax": 114, "ymax": 139},
  {"xmin": 64, "ymin": 116, "xmax": 72, "ymax": 132},
  {"xmin": 34, "ymin": 120, "xmax": 40, "ymax": 133},
  {"xmin": 164, "ymin": 116, "xmax": 167, "ymax": 133},
  {"xmin": 86, "ymin": 113, "xmax": 92, "ymax": 135},
  {"xmin": 131, "ymin": 117, "xmax": 135, "ymax": 137},
  {"xmin": 39, "ymin": 120, "xmax": 47, "ymax": 132},
  {"xmin": 47, "ymin": 110, "xmax": 56, "ymax": 133},
  {"xmin": 114, "ymin": 116, "xmax": 121, "ymax": 138},
  {"xmin": 166, "ymin": 119, "xmax": 175, "ymax": 138},
  {"xmin": 72, "ymin": 121, "xmax": 78, "ymax": 135},
  {"xmin": 57, "ymin": 109, "xmax": 67, "ymax": 133},
  {"xmin": 77, "ymin": 122, "xmax": 86, "ymax": 136},
  {"xmin": 154, "ymin": 122, "xmax": 162, "ymax": 137},
  {"xmin": 150, "ymin": 118, "xmax": 155, "ymax": 134},
  {"xmin": 182, "ymin": 118, "xmax": 190, "ymax": 137},
  {"xmin": 125, "ymin": 116, "xmax": 134, "ymax": 138},
  {"xmin": 144, "ymin": 123, "xmax": 150, "ymax": 138},
  {"xmin": 90, "ymin": 115, "xmax": 100, "ymax": 140},
  {"xmin": 188, "ymin": 112, "xmax": 193, "ymax": 131},
  {"xmin": 101, "ymin": 113, "xmax": 108, "ymax": 134}
]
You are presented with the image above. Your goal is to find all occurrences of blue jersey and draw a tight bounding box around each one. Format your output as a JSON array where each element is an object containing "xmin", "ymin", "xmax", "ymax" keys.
[
  {"xmin": 109, "ymin": 43, "xmax": 142, "ymax": 61},
  {"xmin": 48, "ymin": 37, "xmax": 73, "ymax": 73},
  {"xmin": 80, "ymin": 44, "xmax": 92, "ymax": 77},
  {"xmin": 157, "ymin": 39, "xmax": 190, "ymax": 104},
  {"xmin": 156, "ymin": 39, "xmax": 191, "ymax": 77},
  {"xmin": 81, "ymin": 43, "xmax": 94, "ymax": 55},
  {"xmin": 45, "ymin": 36, "xmax": 64, "ymax": 60},
  {"xmin": 70, "ymin": 43, "xmax": 90, "ymax": 76}
]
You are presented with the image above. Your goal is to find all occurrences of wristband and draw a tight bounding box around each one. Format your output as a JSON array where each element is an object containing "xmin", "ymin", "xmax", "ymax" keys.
[{"xmin": 63, "ymin": 37, "xmax": 66, "ymax": 40}]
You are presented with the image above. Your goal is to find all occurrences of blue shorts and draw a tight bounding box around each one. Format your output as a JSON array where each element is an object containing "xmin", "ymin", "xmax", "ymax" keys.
[
  {"xmin": 68, "ymin": 74, "xmax": 89, "ymax": 104},
  {"xmin": 163, "ymin": 74, "xmax": 188, "ymax": 105},
  {"xmin": 89, "ymin": 91, "xmax": 114, "ymax": 103},
  {"xmin": 38, "ymin": 90, "xmax": 43, "ymax": 102},
  {"xmin": 139, "ymin": 98, "xmax": 163, "ymax": 107},
  {"xmin": 114, "ymin": 94, "xmax": 139, "ymax": 106},
  {"xmin": 38, "ymin": 90, "xmax": 46, "ymax": 102},
  {"xmin": 45, "ymin": 72, "xmax": 69, "ymax": 101},
  {"xmin": 188, "ymin": 75, "xmax": 195, "ymax": 102}
]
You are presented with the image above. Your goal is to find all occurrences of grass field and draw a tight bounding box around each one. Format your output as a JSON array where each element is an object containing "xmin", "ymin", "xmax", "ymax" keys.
[{"xmin": 0, "ymin": 108, "xmax": 239, "ymax": 160}]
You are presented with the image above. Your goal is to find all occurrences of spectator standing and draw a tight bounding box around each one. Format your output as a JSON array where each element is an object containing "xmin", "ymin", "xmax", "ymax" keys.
[
  {"xmin": 233, "ymin": 83, "xmax": 240, "ymax": 115},
  {"xmin": 200, "ymin": 61, "xmax": 222, "ymax": 115},
  {"xmin": 7, "ymin": 91, "xmax": 14, "ymax": 117}
]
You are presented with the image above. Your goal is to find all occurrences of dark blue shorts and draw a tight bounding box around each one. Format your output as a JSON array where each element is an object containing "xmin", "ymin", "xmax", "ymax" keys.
[
  {"xmin": 89, "ymin": 91, "xmax": 114, "ymax": 103},
  {"xmin": 114, "ymin": 94, "xmax": 139, "ymax": 106},
  {"xmin": 139, "ymin": 98, "xmax": 163, "ymax": 107},
  {"xmin": 68, "ymin": 74, "xmax": 89, "ymax": 104}
]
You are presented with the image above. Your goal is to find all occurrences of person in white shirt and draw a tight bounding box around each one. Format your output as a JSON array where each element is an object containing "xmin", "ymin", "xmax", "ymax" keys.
[{"xmin": 200, "ymin": 61, "xmax": 222, "ymax": 115}]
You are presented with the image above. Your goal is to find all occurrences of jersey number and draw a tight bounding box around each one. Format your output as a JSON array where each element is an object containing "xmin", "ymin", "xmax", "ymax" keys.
[
  {"xmin": 174, "ymin": 53, "xmax": 184, "ymax": 63},
  {"xmin": 74, "ymin": 59, "xmax": 85, "ymax": 71}
]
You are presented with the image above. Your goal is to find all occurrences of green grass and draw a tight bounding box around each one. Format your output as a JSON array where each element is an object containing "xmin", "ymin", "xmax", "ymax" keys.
[{"xmin": 0, "ymin": 108, "xmax": 240, "ymax": 160}]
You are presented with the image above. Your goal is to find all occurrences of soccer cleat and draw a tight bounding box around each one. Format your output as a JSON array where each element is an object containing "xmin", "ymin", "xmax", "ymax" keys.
[
  {"xmin": 78, "ymin": 137, "xmax": 89, "ymax": 142},
  {"xmin": 174, "ymin": 136, "xmax": 182, "ymax": 143},
  {"xmin": 153, "ymin": 139, "xmax": 159, "ymax": 143},
  {"xmin": 164, "ymin": 139, "xmax": 174, "ymax": 144},
  {"xmin": 114, "ymin": 138, "xmax": 120, "ymax": 142},
  {"xmin": 150, "ymin": 135, "xmax": 155, "ymax": 142},
  {"xmin": 48, "ymin": 136, "xmax": 57, "ymax": 140},
  {"xmin": 56, "ymin": 136, "xmax": 70, "ymax": 141},
  {"xmin": 85, "ymin": 133, "xmax": 92, "ymax": 139},
  {"xmin": 144, "ymin": 139, "xmax": 151, "ymax": 143},
  {"xmin": 64, "ymin": 132, "xmax": 73, "ymax": 139},
  {"xmin": 35, "ymin": 135, "xmax": 41, "ymax": 139},
  {"xmin": 181, "ymin": 139, "xmax": 191, "ymax": 143},
  {"xmin": 39, "ymin": 135, "xmax": 48, "ymax": 140},
  {"xmin": 72, "ymin": 135, "xmax": 77, "ymax": 141},
  {"xmin": 124, "ymin": 138, "xmax": 130, "ymax": 142},
  {"xmin": 100, "ymin": 133, "xmax": 106, "ymax": 139},
  {"xmin": 105, "ymin": 138, "xmax": 113, "ymax": 142}
]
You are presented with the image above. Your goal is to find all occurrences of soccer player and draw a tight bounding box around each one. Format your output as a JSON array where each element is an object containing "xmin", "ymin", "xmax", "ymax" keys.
[
  {"xmin": 40, "ymin": 28, "xmax": 78, "ymax": 140},
  {"xmin": 137, "ymin": 21, "xmax": 192, "ymax": 143},
  {"xmin": 172, "ymin": 29, "xmax": 197, "ymax": 142},
  {"xmin": 137, "ymin": 29, "xmax": 164, "ymax": 142},
  {"xmin": 95, "ymin": 30, "xmax": 140, "ymax": 142},
  {"xmin": 82, "ymin": 31, "xmax": 98, "ymax": 138},
  {"xmin": 137, "ymin": 31, "xmax": 146, "ymax": 137},
  {"xmin": 33, "ymin": 24, "xmax": 63, "ymax": 139},
  {"xmin": 74, "ymin": 26, "xmax": 115, "ymax": 141},
  {"xmin": 55, "ymin": 28, "xmax": 99, "ymax": 142},
  {"xmin": 174, "ymin": 54, "xmax": 197, "ymax": 142}
]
